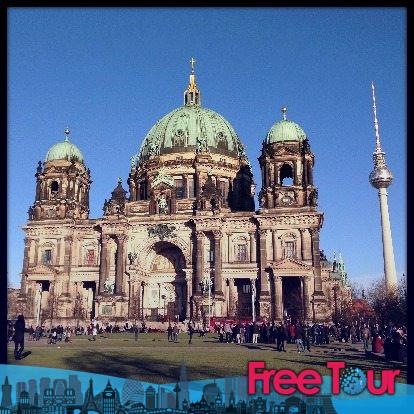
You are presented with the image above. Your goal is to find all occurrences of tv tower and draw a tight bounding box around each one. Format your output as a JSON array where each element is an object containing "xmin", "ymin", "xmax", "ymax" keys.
[{"xmin": 369, "ymin": 82, "xmax": 398, "ymax": 291}]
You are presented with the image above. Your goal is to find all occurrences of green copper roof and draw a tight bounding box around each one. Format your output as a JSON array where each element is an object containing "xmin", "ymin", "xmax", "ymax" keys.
[
  {"xmin": 266, "ymin": 119, "xmax": 307, "ymax": 143},
  {"xmin": 134, "ymin": 105, "xmax": 247, "ymax": 164},
  {"xmin": 45, "ymin": 139, "xmax": 84, "ymax": 163}
]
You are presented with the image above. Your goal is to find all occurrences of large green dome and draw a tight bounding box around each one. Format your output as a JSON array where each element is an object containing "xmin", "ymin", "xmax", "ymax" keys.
[
  {"xmin": 134, "ymin": 105, "xmax": 247, "ymax": 165},
  {"xmin": 266, "ymin": 109, "xmax": 307, "ymax": 143},
  {"xmin": 45, "ymin": 131, "xmax": 84, "ymax": 163}
]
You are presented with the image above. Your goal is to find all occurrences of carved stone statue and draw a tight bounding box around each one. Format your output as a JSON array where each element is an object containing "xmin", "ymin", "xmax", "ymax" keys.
[
  {"xmin": 309, "ymin": 188, "xmax": 318, "ymax": 206},
  {"xmin": 196, "ymin": 136, "xmax": 208, "ymax": 153},
  {"xmin": 104, "ymin": 279, "xmax": 115, "ymax": 294},
  {"xmin": 28, "ymin": 206, "xmax": 34, "ymax": 220},
  {"xmin": 128, "ymin": 252, "xmax": 138, "ymax": 265},
  {"xmin": 157, "ymin": 194, "xmax": 168, "ymax": 214}
]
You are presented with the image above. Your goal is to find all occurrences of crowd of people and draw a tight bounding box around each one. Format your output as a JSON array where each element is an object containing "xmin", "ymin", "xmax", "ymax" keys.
[
  {"xmin": 8, "ymin": 315, "xmax": 407, "ymax": 364},
  {"xmin": 207, "ymin": 319, "xmax": 407, "ymax": 363}
]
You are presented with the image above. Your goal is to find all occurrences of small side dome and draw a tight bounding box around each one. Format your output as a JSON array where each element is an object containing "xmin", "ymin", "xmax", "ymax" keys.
[
  {"xmin": 266, "ymin": 107, "xmax": 307, "ymax": 143},
  {"xmin": 45, "ymin": 128, "xmax": 84, "ymax": 163}
]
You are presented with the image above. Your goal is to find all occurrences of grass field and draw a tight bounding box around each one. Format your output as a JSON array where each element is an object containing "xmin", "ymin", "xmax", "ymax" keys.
[{"xmin": 8, "ymin": 332, "xmax": 406, "ymax": 384}]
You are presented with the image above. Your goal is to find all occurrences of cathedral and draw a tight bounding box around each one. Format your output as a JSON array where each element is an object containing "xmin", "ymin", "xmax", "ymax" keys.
[{"xmin": 17, "ymin": 61, "xmax": 349, "ymax": 326}]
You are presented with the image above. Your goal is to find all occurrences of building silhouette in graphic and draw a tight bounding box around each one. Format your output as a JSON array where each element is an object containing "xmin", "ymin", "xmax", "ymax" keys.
[
  {"xmin": 122, "ymin": 381, "xmax": 145, "ymax": 406},
  {"xmin": 0, "ymin": 375, "xmax": 338, "ymax": 414},
  {"xmin": 102, "ymin": 382, "xmax": 116, "ymax": 414},
  {"xmin": 1, "ymin": 378, "xmax": 12, "ymax": 409},
  {"xmin": 145, "ymin": 386, "xmax": 157, "ymax": 410},
  {"xmin": 38, "ymin": 378, "xmax": 50, "ymax": 406},
  {"xmin": 15, "ymin": 384, "xmax": 26, "ymax": 404},
  {"xmin": 69, "ymin": 376, "xmax": 83, "ymax": 406}
]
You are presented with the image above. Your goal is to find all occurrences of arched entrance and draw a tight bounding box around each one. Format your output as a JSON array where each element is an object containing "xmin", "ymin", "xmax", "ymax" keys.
[
  {"xmin": 143, "ymin": 242, "xmax": 187, "ymax": 321},
  {"xmin": 282, "ymin": 277, "xmax": 304, "ymax": 323}
]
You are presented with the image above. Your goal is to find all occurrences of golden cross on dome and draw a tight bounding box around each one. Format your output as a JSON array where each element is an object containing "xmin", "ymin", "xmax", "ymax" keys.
[{"xmin": 189, "ymin": 57, "xmax": 196, "ymax": 74}]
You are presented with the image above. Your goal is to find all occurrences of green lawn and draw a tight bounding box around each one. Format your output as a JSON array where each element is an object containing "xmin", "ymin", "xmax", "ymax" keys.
[{"xmin": 8, "ymin": 332, "xmax": 406, "ymax": 384}]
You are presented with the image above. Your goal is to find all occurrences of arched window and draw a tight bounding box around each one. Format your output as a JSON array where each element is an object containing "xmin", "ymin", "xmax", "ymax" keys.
[
  {"xmin": 282, "ymin": 233, "xmax": 296, "ymax": 259},
  {"xmin": 175, "ymin": 177, "xmax": 184, "ymax": 199},
  {"xmin": 280, "ymin": 163, "xmax": 294, "ymax": 186},
  {"xmin": 51, "ymin": 181, "xmax": 59, "ymax": 192}
]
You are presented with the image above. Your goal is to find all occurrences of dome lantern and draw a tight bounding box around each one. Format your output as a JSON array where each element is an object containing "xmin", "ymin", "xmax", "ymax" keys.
[{"xmin": 184, "ymin": 57, "xmax": 201, "ymax": 106}]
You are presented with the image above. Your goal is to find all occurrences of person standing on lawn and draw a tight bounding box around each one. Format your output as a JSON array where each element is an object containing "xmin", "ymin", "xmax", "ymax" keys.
[
  {"xmin": 188, "ymin": 320, "xmax": 194, "ymax": 344},
  {"xmin": 167, "ymin": 322, "xmax": 173, "ymax": 342},
  {"xmin": 13, "ymin": 315, "xmax": 26, "ymax": 360}
]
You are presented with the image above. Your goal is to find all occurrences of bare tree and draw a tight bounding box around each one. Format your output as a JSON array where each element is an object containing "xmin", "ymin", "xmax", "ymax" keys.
[
  {"xmin": 41, "ymin": 288, "xmax": 59, "ymax": 328},
  {"xmin": 73, "ymin": 292, "xmax": 86, "ymax": 328},
  {"xmin": 366, "ymin": 277, "xmax": 407, "ymax": 326}
]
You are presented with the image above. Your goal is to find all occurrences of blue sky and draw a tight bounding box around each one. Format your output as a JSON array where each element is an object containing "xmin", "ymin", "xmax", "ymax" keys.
[{"xmin": 8, "ymin": 8, "xmax": 406, "ymax": 288}]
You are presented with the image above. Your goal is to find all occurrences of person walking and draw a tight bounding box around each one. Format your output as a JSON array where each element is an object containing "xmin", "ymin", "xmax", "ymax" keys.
[
  {"xmin": 303, "ymin": 323, "xmax": 311, "ymax": 352},
  {"xmin": 277, "ymin": 323, "xmax": 287, "ymax": 352},
  {"xmin": 188, "ymin": 320, "xmax": 194, "ymax": 344},
  {"xmin": 252, "ymin": 323, "xmax": 260, "ymax": 344},
  {"xmin": 362, "ymin": 324, "xmax": 371, "ymax": 352},
  {"xmin": 92, "ymin": 324, "xmax": 97, "ymax": 341},
  {"xmin": 173, "ymin": 323, "xmax": 179, "ymax": 343},
  {"xmin": 295, "ymin": 323, "xmax": 305, "ymax": 353},
  {"xmin": 224, "ymin": 322, "xmax": 232, "ymax": 343},
  {"xmin": 133, "ymin": 323, "xmax": 139, "ymax": 342},
  {"xmin": 167, "ymin": 323, "xmax": 173, "ymax": 342},
  {"xmin": 13, "ymin": 315, "xmax": 26, "ymax": 360}
]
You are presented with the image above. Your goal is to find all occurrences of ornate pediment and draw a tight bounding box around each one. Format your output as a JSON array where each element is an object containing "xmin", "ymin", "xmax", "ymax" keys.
[
  {"xmin": 29, "ymin": 263, "xmax": 58, "ymax": 275},
  {"xmin": 270, "ymin": 257, "xmax": 313, "ymax": 271}
]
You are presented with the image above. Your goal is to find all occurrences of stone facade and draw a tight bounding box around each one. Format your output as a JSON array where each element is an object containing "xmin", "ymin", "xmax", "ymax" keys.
[{"xmin": 16, "ymin": 68, "xmax": 349, "ymax": 326}]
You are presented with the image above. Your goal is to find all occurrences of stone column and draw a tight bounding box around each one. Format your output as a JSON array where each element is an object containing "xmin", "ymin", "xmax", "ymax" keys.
[
  {"xmin": 183, "ymin": 174, "xmax": 188, "ymax": 198},
  {"xmin": 99, "ymin": 235, "xmax": 110, "ymax": 294},
  {"xmin": 141, "ymin": 282, "xmax": 145, "ymax": 319},
  {"xmin": 22, "ymin": 237, "xmax": 30, "ymax": 273},
  {"xmin": 274, "ymin": 276, "xmax": 283, "ymax": 320},
  {"xmin": 136, "ymin": 182, "xmax": 141, "ymax": 201},
  {"xmin": 259, "ymin": 229, "xmax": 270, "ymax": 295},
  {"xmin": 269, "ymin": 164, "xmax": 274, "ymax": 186},
  {"xmin": 62, "ymin": 235, "xmax": 73, "ymax": 296},
  {"xmin": 20, "ymin": 238, "xmax": 31, "ymax": 296},
  {"xmin": 272, "ymin": 231, "xmax": 277, "ymax": 261},
  {"xmin": 264, "ymin": 162, "xmax": 269, "ymax": 188},
  {"xmin": 195, "ymin": 231, "xmax": 204, "ymax": 294},
  {"xmin": 228, "ymin": 279, "xmax": 237, "ymax": 317},
  {"xmin": 185, "ymin": 273, "xmax": 192, "ymax": 318},
  {"xmin": 115, "ymin": 234, "xmax": 126, "ymax": 295},
  {"xmin": 56, "ymin": 238, "xmax": 62, "ymax": 266},
  {"xmin": 299, "ymin": 229, "xmax": 307, "ymax": 261},
  {"xmin": 213, "ymin": 230, "xmax": 223, "ymax": 295},
  {"xmin": 35, "ymin": 178, "xmax": 41, "ymax": 201},
  {"xmin": 195, "ymin": 172, "xmax": 201, "ymax": 197},
  {"xmin": 303, "ymin": 276, "xmax": 312, "ymax": 321},
  {"xmin": 249, "ymin": 232, "xmax": 256, "ymax": 263},
  {"xmin": 227, "ymin": 233, "xmax": 232, "ymax": 263},
  {"xmin": 33, "ymin": 239, "xmax": 39, "ymax": 266},
  {"xmin": 308, "ymin": 163, "xmax": 314, "ymax": 185},
  {"xmin": 310, "ymin": 229, "xmax": 323, "ymax": 293},
  {"xmin": 134, "ymin": 281, "xmax": 142, "ymax": 320}
]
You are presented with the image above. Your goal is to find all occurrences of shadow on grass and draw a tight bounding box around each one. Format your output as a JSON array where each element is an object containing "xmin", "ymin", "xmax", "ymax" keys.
[{"xmin": 62, "ymin": 351, "xmax": 234, "ymax": 383}]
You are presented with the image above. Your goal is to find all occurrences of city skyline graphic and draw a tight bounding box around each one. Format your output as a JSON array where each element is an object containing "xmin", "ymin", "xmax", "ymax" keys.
[{"xmin": 0, "ymin": 366, "xmax": 337, "ymax": 414}]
